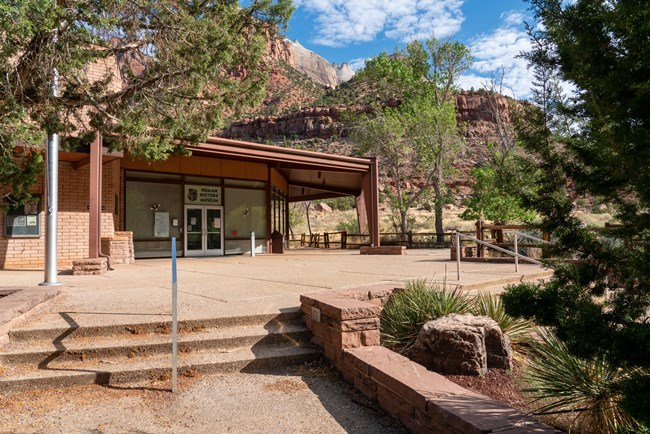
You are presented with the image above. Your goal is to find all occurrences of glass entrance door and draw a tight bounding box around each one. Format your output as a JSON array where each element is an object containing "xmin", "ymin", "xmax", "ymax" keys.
[
  {"xmin": 184, "ymin": 206, "xmax": 223, "ymax": 256},
  {"xmin": 205, "ymin": 207, "xmax": 222, "ymax": 255}
]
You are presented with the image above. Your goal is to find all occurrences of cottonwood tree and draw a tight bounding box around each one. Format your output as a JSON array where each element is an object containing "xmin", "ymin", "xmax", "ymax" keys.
[
  {"xmin": 0, "ymin": 0, "xmax": 293, "ymax": 209},
  {"xmin": 352, "ymin": 39, "xmax": 472, "ymax": 241},
  {"xmin": 462, "ymin": 72, "xmax": 539, "ymax": 224},
  {"xmin": 501, "ymin": 0, "xmax": 650, "ymax": 426}
]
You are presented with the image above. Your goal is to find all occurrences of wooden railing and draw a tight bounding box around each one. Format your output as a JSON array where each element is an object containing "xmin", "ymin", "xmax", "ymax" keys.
[{"xmin": 288, "ymin": 231, "xmax": 472, "ymax": 250}]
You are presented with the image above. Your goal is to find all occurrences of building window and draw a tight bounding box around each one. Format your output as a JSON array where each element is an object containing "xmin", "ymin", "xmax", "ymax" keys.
[
  {"xmin": 272, "ymin": 187, "xmax": 287, "ymax": 237},
  {"xmin": 224, "ymin": 187, "xmax": 267, "ymax": 254},
  {"xmin": 125, "ymin": 180, "xmax": 183, "ymax": 258}
]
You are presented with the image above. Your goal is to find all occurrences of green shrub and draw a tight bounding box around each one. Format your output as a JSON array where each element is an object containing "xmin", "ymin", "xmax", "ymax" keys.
[
  {"xmin": 380, "ymin": 280, "xmax": 471, "ymax": 354},
  {"xmin": 471, "ymin": 292, "xmax": 535, "ymax": 349},
  {"xmin": 523, "ymin": 330, "xmax": 644, "ymax": 434},
  {"xmin": 323, "ymin": 196, "xmax": 356, "ymax": 211},
  {"xmin": 335, "ymin": 215, "xmax": 358, "ymax": 233}
]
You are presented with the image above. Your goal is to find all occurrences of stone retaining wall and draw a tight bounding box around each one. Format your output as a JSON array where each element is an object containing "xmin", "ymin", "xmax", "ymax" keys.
[
  {"xmin": 300, "ymin": 285, "xmax": 558, "ymax": 434},
  {"xmin": 101, "ymin": 231, "xmax": 135, "ymax": 265}
]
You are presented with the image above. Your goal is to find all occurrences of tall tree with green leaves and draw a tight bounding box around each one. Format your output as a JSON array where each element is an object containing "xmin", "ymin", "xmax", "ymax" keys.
[
  {"xmin": 0, "ymin": 0, "xmax": 293, "ymax": 209},
  {"xmin": 352, "ymin": 39, "xmax": 472, "ymax": 240},
  {"xmin": 501, "ymin": 0, "xmax": 650, "ymax": 427},
  {"xmin": 461, "ymin": 73, "xmax": 539, "ymax": 225}
]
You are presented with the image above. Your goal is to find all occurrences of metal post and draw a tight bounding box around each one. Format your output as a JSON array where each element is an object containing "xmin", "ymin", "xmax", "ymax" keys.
[
  {"xmin": 456, "ymin": 232, "xmax": 461, "ymax": 281},
  {"xmin": 250, "ymin": 231, "xmax": 255, "ymax": 257},
  {"xmin": 171, "ymin": 237, "xmax": 178, "ymax": 393},
  {"xmin": 40, "ymin": 70, "xmax": 61, "ymax": 286},
  {"xmin": 514, "ymin": 231, "xmax": 519, "ymax": 273}
]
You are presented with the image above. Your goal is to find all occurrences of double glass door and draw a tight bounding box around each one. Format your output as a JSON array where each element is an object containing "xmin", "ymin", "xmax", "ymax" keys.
[{"xmin": 184, "ymin": 206, "xmax": 223, "ymax": 256}]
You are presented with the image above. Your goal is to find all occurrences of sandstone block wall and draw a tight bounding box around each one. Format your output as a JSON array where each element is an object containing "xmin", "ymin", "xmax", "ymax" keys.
[
  {"xmin": 300, "ymin": 285, "xmax": 558, "ymax": 434},
  {"xmin": 101, "ymin": 231, "xmax": 134, "ymax": 265}
]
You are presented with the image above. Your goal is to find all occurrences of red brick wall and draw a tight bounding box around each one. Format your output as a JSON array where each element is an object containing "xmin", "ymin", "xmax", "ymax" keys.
[{"xmin": 0, "ymin": 161, "xmax": 118, "ymax": 269}]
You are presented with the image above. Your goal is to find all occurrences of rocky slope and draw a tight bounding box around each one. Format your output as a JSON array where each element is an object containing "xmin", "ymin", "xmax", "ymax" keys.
[
  {"xmin": 229, "ymin": 38, "xmax": 517, "ymax": 199},
  {"xmin": 223, "ymin": 92, "xmax": 512, "ymax": 150},
  {"xmin": 221, "ymin": 90, "xmax": 515, "ymax": 201}
]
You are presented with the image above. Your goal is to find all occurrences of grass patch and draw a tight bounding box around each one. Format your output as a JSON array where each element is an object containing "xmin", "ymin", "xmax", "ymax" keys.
[{"xmin": 380, "ymin": 280, "xmax": 472, "ymax": 354}]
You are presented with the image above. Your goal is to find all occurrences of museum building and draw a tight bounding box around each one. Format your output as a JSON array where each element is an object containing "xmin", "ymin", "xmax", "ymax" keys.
[{"xmin": 0, "ymin": 135, "xmax": 380, "ymax": 269}]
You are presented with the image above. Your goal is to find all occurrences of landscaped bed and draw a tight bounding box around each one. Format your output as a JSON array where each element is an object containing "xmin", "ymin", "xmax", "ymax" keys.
[
  {"xmin": 378, "ymin": 281, "xmax": 646, "ymax": 434},
  {"xmin": 300, "ymin": 284, "xmax": 557, "ymax": 434},
  {"xmin": 301, "ymin": 282, "xmax": 646, "ymax": 434}
]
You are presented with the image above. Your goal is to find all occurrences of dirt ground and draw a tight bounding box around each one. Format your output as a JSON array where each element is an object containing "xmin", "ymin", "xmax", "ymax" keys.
[{"xmin": 0, "ymin": 361, "xmax": 408, "ymax": 434}]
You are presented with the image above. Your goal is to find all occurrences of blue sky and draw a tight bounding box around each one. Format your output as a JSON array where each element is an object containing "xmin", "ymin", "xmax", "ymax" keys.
[{"xmin": 285, "ymin": 0, "xmax": 536, "ymax": 97}]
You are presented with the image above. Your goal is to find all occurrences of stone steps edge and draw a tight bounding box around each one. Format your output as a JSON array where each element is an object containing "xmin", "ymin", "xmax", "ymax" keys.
[
  {"xmin": 1, "ymin": 328, "xmax": 312, "ymax": 366},
  {"xmin": 7, "ymin": 309, "xmax": 302, "ymax": 342}
]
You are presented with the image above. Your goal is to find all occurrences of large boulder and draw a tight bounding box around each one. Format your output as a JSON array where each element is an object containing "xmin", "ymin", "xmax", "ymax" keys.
[{"xmin": 408, "ymin": 314, "xmax": 512, "ymax": 376}]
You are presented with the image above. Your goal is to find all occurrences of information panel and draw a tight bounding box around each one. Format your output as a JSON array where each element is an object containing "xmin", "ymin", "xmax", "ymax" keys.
[
  {"xmin": 4, "ymin": 195, "xmax": 41, "ymax": 237},
  {"xmin": 154, "ymin": 211, "xmax": 170, "ymax": 238}
]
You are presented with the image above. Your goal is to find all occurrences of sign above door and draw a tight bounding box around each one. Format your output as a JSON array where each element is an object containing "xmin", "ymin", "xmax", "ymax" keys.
[{"xmin": 185, "ymin": 185, "xmax": 222, "ymax": 206}]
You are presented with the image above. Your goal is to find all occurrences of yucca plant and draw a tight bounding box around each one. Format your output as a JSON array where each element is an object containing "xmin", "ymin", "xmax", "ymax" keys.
[
  {"xmin": 523, "ymin": 330, "xmax": 643, "ymax": 434},
  {"xmin": 380, "ymin": 279, "xmax": 472, "ymax": 354},
  {"xmin": 471, "ymin": 292, "xmax": 535, "ymax": 349}
]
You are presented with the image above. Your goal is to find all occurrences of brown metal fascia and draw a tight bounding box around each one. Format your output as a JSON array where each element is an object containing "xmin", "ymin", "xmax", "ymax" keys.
[
  {"xmin": 199, "ymin": 139, "xmax": 371, "ymax": 172},
  {"xmin": 205, "ymin": 137, "xmax": 371, "ymax": 164}
]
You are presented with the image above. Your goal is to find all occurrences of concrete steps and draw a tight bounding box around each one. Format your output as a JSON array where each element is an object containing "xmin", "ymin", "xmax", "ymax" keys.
[{"xmin": 0, "ymin": 309, "xmax": 320, "ymax": 392}]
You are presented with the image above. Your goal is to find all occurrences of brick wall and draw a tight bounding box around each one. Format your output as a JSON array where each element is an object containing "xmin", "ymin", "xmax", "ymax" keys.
[
  {"xmin": 300, "ymin": 286, "xmax": 558, "ymax": 434},
  {"xmin": 0, "ymin": 161, "xmax": 118, "ymax": 269}
]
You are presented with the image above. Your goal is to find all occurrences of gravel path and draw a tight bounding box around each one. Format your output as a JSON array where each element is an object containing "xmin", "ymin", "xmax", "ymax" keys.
[{"xmin": 0, "ymin": 362, "xmax": 408, "ymax": 434}]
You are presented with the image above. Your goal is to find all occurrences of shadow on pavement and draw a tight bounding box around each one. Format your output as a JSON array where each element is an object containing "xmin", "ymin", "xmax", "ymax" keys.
[{"xmin": 241, "ymin": 310, "xmax": 407, "ymax": 434}]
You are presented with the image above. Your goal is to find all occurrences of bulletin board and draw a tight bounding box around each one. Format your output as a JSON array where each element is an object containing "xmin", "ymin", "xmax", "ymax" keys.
[{"xmin": 4, "ymin": 195, "xmax": 41, "ymax": 238}]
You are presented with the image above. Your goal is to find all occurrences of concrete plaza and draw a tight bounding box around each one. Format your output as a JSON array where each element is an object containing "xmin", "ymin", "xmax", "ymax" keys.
[{"xmin": 1, "ymin": 249, "xmax": 551, "ymax": 332}]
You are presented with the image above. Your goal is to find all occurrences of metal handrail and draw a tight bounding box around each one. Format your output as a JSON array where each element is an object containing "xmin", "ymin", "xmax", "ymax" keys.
[
  {"xmin": 455, "ymin": 232, "xmax": 544, "ymax": 281},
  {"xmin": 505, "ymin": 231, "xmax": 551, "ymax": 245}
]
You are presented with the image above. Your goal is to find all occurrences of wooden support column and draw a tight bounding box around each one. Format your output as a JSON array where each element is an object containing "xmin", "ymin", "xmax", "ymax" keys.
[
  {"xmin": 370, "ymin": 157, "xmax": 380, "ymax": 247},
  {"xmin": 360, "ymin": 157, "xmax": 380, "ymax": 247},
  {"xmin": 88, "ymin": 132, "xmax": 102, "ymax": 259},
  {"xmin": 356, "ymin": 192, "xmax": 368, "ymax": 235}
]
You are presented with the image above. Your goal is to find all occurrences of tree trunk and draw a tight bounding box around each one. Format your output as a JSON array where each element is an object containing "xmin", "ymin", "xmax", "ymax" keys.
[
  {"xmin": 305, "ymin": 201, "xmax": 312, "ymax": 235},
  {"xmin": 434, "ymin": 171, "xmax": 444, "ymax": 244},
  {"xmin": 400, "ymin": 209, "xmax": 408, "ymax": 245}
]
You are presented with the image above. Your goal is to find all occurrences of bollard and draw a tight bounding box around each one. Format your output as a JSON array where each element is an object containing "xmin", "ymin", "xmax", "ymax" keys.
[
  {"xmin": 456, "ymin": 232, "xmax": 461, "ymax": 281},
  {"xmin": 514, "ymin": 231, "xmax": 519, "ymax": 273},
  {"xmin": 171, "ymin": 237, "xmax": 178, "ymax": 393},
  {"xmin": 250, "ymin": 231, "xmax": 255, "ymax": 257}
]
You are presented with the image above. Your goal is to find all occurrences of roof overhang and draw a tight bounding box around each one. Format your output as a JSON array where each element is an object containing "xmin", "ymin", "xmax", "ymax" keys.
[{"xmin": 194, "ymin": 137, "xmax": 374, "ymax": 202}]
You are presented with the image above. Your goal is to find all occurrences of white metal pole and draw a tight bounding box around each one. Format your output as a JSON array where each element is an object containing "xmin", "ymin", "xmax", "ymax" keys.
[
  {"xmin": 171, "ymin": 237, "xmax": 178, "ymax": 393},
  {"xmin": 456, "ymin": 232, "xmax": 461, "ymax": 281},
  {"xmin": 40, "ymin": 69, "xmax": 61, "ymax": 286},
  {"xmin": 514, "ymin": 231, "xmax": 519, "ymax": 273},
  {"xmin": 250, "ymin": 231, "xmax": 255, "ymax": 257}
]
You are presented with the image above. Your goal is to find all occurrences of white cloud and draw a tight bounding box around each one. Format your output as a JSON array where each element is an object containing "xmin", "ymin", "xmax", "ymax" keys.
[
  {"xmin": 296, "ymin": 0, "xmax": 465, "ymax": 47},
  {"xmin": 460, "ymin": 10, "xmax": 534, "ymax": 98},
  {"xmin": 347, "ymin": 57, "xmax": 368, "ymax": 71}
]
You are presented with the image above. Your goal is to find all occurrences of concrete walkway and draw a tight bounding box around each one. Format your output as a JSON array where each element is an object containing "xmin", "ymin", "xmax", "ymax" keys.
[
  {"xmin": 2, "ymin": 249, "xmax": 552, "ymax": 332},
  {"xmin": 0, "ymin": 249, "xmax": 553, "ymax": 433}
]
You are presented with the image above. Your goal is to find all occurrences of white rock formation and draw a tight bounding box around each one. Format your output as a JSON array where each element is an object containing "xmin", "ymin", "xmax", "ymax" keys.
[
  {"xmin": 281, "ymin": 39, "xmax": 355, "ymax": 88},
  {"xmin": 333, "ymin": 63, "xmax": 355, "ymax": 84}
]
